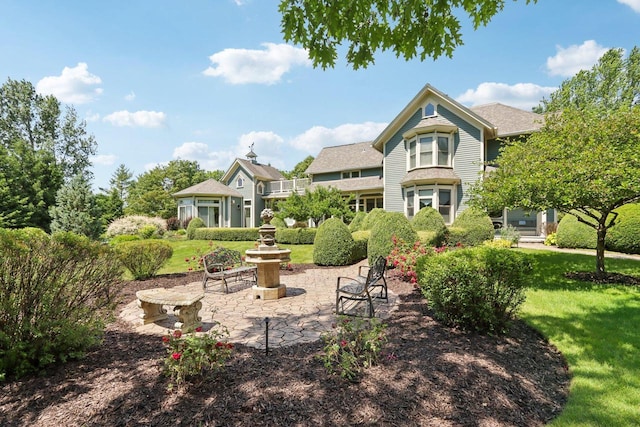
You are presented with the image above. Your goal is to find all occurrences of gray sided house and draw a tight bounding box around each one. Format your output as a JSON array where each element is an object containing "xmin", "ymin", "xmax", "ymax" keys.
[
  {"xmin": 369, "ymin": 83, "xmax": 550, "ymax": 235},
  {"xmin": 305, "ymin": 141, "xmax": 384, "ymax": 212},
  {"xmin": 172, "ymin": 179, "xmax": 242, "ymax": 227}
]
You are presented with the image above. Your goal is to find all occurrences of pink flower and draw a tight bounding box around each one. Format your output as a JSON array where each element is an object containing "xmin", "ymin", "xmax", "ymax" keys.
[
  {"xmin": 162, "ymin": 336, "xmax": 170, "ymax": 343},
  {"xmin": 340, "ymin": 340, "xmax": 348, "ymax": 347},
  {"xmin": 173, "ymin": 330, "xmax": 182, "ymax": 339},
  {"xmin": 172, "ymin": 352, "xmax": 181, "ymax": 360}
]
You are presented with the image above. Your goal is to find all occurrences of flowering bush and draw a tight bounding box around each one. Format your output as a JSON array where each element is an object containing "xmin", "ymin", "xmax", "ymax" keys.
[
  {"xmin": 319, "ymin": 316, "xmax": 387, "ymax": 380},
  {"xmin": 162, "ymin": 323, "xmax": 233, "ymax": 391},
  {"xmin": 386, "ymin": 235, "xmax": 433, "ymax": 284},
  {"xmin": 106, "ymin": 215, "xmax": 167, "ymax": 238}
]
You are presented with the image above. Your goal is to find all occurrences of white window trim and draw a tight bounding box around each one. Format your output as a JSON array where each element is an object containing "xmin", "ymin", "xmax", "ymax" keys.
[
  {"xmin": 406, "ymin": 131, "xmax": 453, "ymax": 170},
  {"xmin": 405, "ymin": 184, "xmax": 456, "ymax": 224},
  {"xmin": 341, "ymin": 170, "xmax": 361, "ymax": 179},
  {"xmin": 236, "ymin": 176, "xmax": 244, "ymax": 188}
]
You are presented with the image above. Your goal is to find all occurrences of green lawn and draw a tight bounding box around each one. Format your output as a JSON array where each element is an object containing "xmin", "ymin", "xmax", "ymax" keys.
[
  {"xmin": 157, "ymin": 240, "xmax": 640, "ymax": 425},
  {"xmin": 518, "ymin": 250, "xmax": 640, "ymax": 426}
]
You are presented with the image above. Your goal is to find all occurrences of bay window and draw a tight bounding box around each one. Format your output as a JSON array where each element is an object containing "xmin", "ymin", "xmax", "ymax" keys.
[{"xmin": 407, "ymin": 132, "xmax": 452, "ymax": 169}]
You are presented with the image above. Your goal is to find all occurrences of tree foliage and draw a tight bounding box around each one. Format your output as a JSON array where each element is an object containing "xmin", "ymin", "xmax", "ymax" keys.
[
  {"xmin": 471, "ymin": 48, "xmax": 640, "ymax": 275},
  {"xmin": 126, "ymin": 160, "xmax": 210, "ymax": 219},
  {"xmin": 49, "ymin": 174, "xmax": 102, "ymax": 239},
  {"xmin": 276, "ymin": 186, "xmax": 353, "ymax": 226},
  {"xmin": 0, "ymin": 78, "xmax": 96, "ymax": 230},
  {"xmin": 281, "ymin": 155, "xmax": 314, "ymax": 179},
  {"xmin": 279, "ymin": 0, "xmax": 537, "ymax": 69}
]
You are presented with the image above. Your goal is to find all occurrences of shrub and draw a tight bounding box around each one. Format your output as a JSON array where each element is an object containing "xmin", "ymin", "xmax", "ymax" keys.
[
  {"xmin": 416, "ymin": 230, "xmax": 438, "ymax": 245},
  {"xmin": 108, "ymin": 234, "xmax": 141, "ymax": 245},
  {"xmin": 166, "ymin": 217, "xmax": 180, "ymax": 231},
  {"xmin": 0, "ymin": 229, "xmax": 124, "ymax": 379},
  {"xmin": 386, "ymin": 236, "xmax": 432, "ymax": 284},
  {"xmin": 270, "ymin": 216, "xmax": 288, "ymax": 229},
  {"xmin": 360, "ymin": 208, "xmax": 387, "ymax": 231},
  {"xmin": 351, "ymin": 230, "xmax": 369, "ymax": 262},
  {"xmin": 106, "ymin": 215, "xmax": 166, "ymax": 238},
  {"xmin": 115, "ymin": 240, "xmax": 173, "ymax": 279},
  {"xmin": 195, "ymin": 227, "xmax": 259, "ymax": 241},
  {"xmin": 411, "ymin": 207, "xmax": 448, "ymax": 246},
  {"xmin": 313, "ymin": 218, "xmax": 355, "ymax": 266},
  {"xmin": 606, "ymin": 203, "xmax": 640, "ymax": 254},
  {"xmin": 417, "ymin": 247, "xmax": 533, "ymax": 334},
  {"xmin": 186, "ymin": 217, "xmax": 206, "ymax": 240},
  {"xmin": 368, "ymin": 212, "xmax": 417, "ymax": 265},
  {"xmin": 319, "ymin": 316, "xmax": 387, "ymax": 381},
  {"xmin": 556, "ymin": 214, "xmax": 596, "ymax": 249},
  {"xmin": 162, "ymin": 324, "xmax": 233, "ymax": 391},
  {"xmin": 483, "ymin": 238, "xmax": 513, "ymax": 249},
  {"xmin": 448, "ymin": 207, "xmax": 494, "ymax": 247},
  {"xmin": 348, "ymin": 211, "xmax": 367, "ymax": 232},
  {"xmin": 498, "ymin": 224, "xmax": 521, "ymax": 247},
  {"xmin": 298, "ymin": 228, "xmax": 316, "ymax": 244},
  {"xmin": 544, "ymin": 232, "xmax": 557, "ymax": 246}
]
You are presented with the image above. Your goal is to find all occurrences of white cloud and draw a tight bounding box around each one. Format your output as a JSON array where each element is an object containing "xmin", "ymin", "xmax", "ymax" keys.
[
  {"xmin": 618, "ymin": 0, "xmax": 640, "ymax": 13},
  {"xmin": 203, "ymin": 43, "xmax": 311, "ymax": 84},
  {"xmin": 36, "ymin": 62, "xmax": 103, "ymax": 104},
  {"xmin": 290, "ymin": 122, "xmax": 388, "ymax": 154},
  {"xmin": 90, "ymin": 154, "xmax": 117, "ymax": 166},
  {"xmin": 456, "ymin": 82, "xmax": 556, "ymax": 110},
  {"xmin": 546, "ymin": 40, "xmax": 610, "ymax": 77},
  {"xmin": 103, "ymin": 110, "xmax": 167, "ymax": 128},
  {"xmin": 85, "ymin": 112, "xmax": 100, "ymax": 122},
  {"xmin": 124, "ymin": 91, "xmax": 136, "ymax": 101}
]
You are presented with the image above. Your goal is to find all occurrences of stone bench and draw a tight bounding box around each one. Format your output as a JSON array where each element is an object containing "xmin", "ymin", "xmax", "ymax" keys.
[{"xmin": 136, "ymin": 288, "xmax": 204, "ymax": 332}]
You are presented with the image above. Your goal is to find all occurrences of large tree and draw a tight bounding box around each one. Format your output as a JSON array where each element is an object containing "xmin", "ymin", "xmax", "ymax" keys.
[
  {"xmin": 471, "ymin": 48, "xmax": 640, "ymax": 276},
  {"xmin": 49, "ymin": 174, "xmax": 102, "ymax": 239},
  {"xmin": 281, "ymin": 155, "xmax": 314, "ymax": 179},
  {"xmin": 279, "ymin": 0, "xmax": 537, "ymax": 69},
  {"xmin": 0, "ymin": 78, "xmax": 96, "ymax": 230},
  {"xmin": 277, "ymin": 186, "xmax": 353, "ymax": 226},
  {"xmin": 126, "ymin": 160, "xmax": 211, "ymax": 219}
]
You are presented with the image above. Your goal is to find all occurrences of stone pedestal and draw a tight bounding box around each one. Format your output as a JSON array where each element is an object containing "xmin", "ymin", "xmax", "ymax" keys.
[{"xmin": 245, "ymin": 246, "xmax": 291, "ymax": 300}]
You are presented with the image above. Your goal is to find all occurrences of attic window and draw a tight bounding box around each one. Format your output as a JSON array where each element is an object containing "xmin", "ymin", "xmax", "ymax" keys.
[
  {"xmin": 424, "ymin": 103, "xmax": 436, "ymax": 117},
  {"xmin": 257, "ymin": 182, "xmax": 264, "ymax": 195},
  {"xmin": 236, "ymin": 177, "xmax": 244, "ymax": 188}
]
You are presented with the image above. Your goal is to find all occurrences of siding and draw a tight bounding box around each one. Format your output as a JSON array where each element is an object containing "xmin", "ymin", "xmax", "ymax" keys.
[
  {"xmin": 439, "ymin": 106, "xmax": 483, "ymax": 216},
  {"xmin": 361, "ymin": 167, "xmax": 383, "ymax": 178},
  {"xmin": 312, "ymin": 172, "xmax": 341, "ymax": 182},
  {"xmin": 383, "ymin": 108, "xmax": 423, "ymax": 212}
]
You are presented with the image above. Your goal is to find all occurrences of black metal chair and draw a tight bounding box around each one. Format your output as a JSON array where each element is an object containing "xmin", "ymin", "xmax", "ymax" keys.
[{"xmin": 335, "ymin": 257, "xmax": 388, "ymax": 317}]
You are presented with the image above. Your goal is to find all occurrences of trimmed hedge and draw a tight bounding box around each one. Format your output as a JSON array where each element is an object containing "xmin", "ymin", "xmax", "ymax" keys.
[
  {"xmin": 186, "ymin": 217, "xmax": 206, "ymax": 240},
  {"xmin": 411, "ymin": 207, "xmax": 448, "ymax": 246},
  {"xmin": 351, "ymin": 230, "xmax": 369, "ymax": 262},
  {"xmin": 194, "ymin": 227, "xmax": 260, "ymax": 241},
  {"xmin": 417, "ymin": 246, "xmax": 533, "ymax": 334},
  {"xmin": 606, "ymin": 203, "xmax": 640, "ymax": 254},
  {"xmin": 115, "ymin": 240, "xmax": 173, "ymax": 280},
  {"xmin": 313, "ymin": 218, "xmax": 355, "ymax": 266},
  {"xmin": 556, "ymin": 214, "xmax": 596, "ymax": 249},
  {"xmin": 348, "ymin": 211, "xmax": 367, "ymax": 232},
  {"xmin": 368, "ymin": 212, "xmax": 418, "ymax": 265},
  {"xmin": 448, "ymin": 207, "xmax": 494, "ymax": 247},
  {"xmin": 416, "ymin": 230, "xmax": 439, "ymax": 246},
  {"xmin": 275, "ymin": 228, "xmax": 317, "ymax": 244},
  {"xmin": 360, "ymin": 208, "xmax": 387, "ymax": 231},
  {"xmin": 270, "ymin": 216, "xmax": 288, "ymax": 228}
]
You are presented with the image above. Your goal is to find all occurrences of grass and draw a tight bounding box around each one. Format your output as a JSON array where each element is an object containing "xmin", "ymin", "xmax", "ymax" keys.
[
  {"xmin": 158, "ymin": 238, "xmax": 315, "ymax": 274},
  {"xmin": 517, "ymin": 249, "xmax": 640, "ymax": 426},
  {"xmin": 151, "ymin": 239, "xmax": 640, "ymax": 425}
]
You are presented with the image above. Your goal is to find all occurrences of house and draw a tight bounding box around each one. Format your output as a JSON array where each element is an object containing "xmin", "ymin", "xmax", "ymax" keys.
[{"xmin": 174, "ymin": 83, "xmax": 552, "ymax": 235}]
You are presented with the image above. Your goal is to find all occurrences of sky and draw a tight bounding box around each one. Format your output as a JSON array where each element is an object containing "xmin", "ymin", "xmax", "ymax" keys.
[{"xmin": 2, "ymin": 0, "xmax": 640, "ymax": 191}]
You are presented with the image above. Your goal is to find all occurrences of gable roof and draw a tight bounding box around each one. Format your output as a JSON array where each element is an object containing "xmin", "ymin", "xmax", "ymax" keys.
[
  {"xmin": 372, "ymin": 83, "xmax": 497, "ymax": 151},
  {"xmin": 470, "ymin": 103, "xmax": 543, "ymax": 137},
  {"xmin": 222, "ymin": 158, "xmax": 285, "ymax": 183},
  {"xmin": 305, "ymin": 141, "xmax": 382, "ymax": 175},
  {"xmin": 172, "ymin": 179, "xmax": 242, "ymax": 198}
]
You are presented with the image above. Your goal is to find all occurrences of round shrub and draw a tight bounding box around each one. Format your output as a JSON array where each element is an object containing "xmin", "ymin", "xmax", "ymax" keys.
[
  {"xmin": 348, "ymin": 211, "xmax": 367, "ymax": 232},
  {"xmin": 417, "ymin": 247, "xmax": 533, "ymax": 334},
  {"xmin": 606, "ymin": 203, "xmax": 640, "ymax": 254},
  {"xmin": 351, "ymin": 230, "xmax": 370, "ymax": 262},
  {"xmin": 411, "ymin": 207, "xmax": 447, "ymax": 246},
  {"xmin": 556, "ymin": 214, "xmax": 596, "ymax": 249},
  {"xmin": 186, "ymin": 217, "xmax": 206, "ymax": 240},
  {"xmin": 115, "ymin": 240, "xmax": 173, "ymax": 280},
  {"xmin": 0, "ymin": 229, "xmax": 123, "ymax": 379},
  {"xmin": 313, "ymin": 218, "xmax": 355, "ymax": 266},
  {"xmin": 360, "ymin": 208, "xmax": 387, "ymax": 231},
  {"xmin": 448, "ymin": 207, "xmax": 494, "ymax": 247},
  {"xmin": 270, "ymin": 216, "xmax": 288, "ymax": 229},
  {"xmin": 368, "ymin": 212, "xmax": 418, "ymax": 265},
  {"xmin": 106, "ymin": 215, "xmax": 167, "ymax": 238}
]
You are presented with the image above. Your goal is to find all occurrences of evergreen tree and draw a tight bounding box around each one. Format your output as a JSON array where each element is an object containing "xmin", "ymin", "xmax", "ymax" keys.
[{"xmin": 49, "ymin": 174, "xmax": 102, "ymax": 239}]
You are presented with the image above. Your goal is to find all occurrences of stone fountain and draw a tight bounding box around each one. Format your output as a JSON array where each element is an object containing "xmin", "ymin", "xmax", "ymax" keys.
[{"xmin": 244, "ymin": 209, "xmax": 291, "ymax": 300}]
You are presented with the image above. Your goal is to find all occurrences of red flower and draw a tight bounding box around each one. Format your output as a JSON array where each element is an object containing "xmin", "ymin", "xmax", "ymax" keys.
[
  {"xmin": 215, "ymin": 341, "xmax": 225, "ymax": 348},
  {"xmin": 172, "ymin": 352, "xmax": 181, "ymax": 360},
  {"xmin": 226, "ymin": 343, "xmax": 234, "ymax": 349},
  {"xmin": 340, "ymin": 340, "xmax": 348, "ymax": 347},
  {"xmin": 195, "ymin": 326, "xmax": 203, "ymax": 332},
  {"xmin": 173, "ymin": 330, "xmax": 182, "ymax": 339},
  {"xmin": 162, "ymin": 336, "xmax": 170, "ymax": 343},
  {"xmin": 184, "ymin": 258, "xmax": 189, "ymax": 262}
]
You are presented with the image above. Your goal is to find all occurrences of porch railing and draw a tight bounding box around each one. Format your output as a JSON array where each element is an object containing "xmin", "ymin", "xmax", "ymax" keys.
[{"xmin": 265, "ymin": 178, "xmax": 310, "ymax": 195}]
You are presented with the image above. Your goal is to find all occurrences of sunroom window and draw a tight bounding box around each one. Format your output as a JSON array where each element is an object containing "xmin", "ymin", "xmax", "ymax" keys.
[{"xmin": 406, "ymin": 186, "xmax": 454, "ymax": 223}]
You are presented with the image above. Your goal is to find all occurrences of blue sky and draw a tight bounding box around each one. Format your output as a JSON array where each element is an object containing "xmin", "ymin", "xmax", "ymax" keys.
[{"xmin": 2, "ymin": 0, "xmax": 640, "ymax": 191}]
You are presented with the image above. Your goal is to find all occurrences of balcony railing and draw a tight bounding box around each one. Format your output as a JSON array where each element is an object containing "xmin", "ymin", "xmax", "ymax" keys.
[{"xmin": 265, "ymin": 178, "xmax": 310, "ymax": 195}]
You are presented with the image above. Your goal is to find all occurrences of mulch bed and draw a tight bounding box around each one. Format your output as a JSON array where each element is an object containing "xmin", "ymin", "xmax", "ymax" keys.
[{"xmin": 0, "ymin": 265, "xmax": 570, "ymax": 426}]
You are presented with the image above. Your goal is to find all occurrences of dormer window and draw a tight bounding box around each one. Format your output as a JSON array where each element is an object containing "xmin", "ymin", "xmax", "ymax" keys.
[
  {"xmin": 256, "ymin": 182, "xmax": 264, "ymax": 195},
  {"xmin": 342, "ymin": 170, "xmax": 361, "ymax": 179},
  {"xmin": 424, "ymin": 103, "xmax": 436, "ymax": 117},
  {"xmin": 236, "ymin": 176, "xmax": 244, "ymax": 188}
]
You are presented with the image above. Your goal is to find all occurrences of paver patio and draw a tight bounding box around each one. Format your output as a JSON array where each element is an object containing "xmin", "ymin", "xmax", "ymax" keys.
[{"xmin": 120, "ymin": 260, "xmax": 398, "ymax": 349}]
